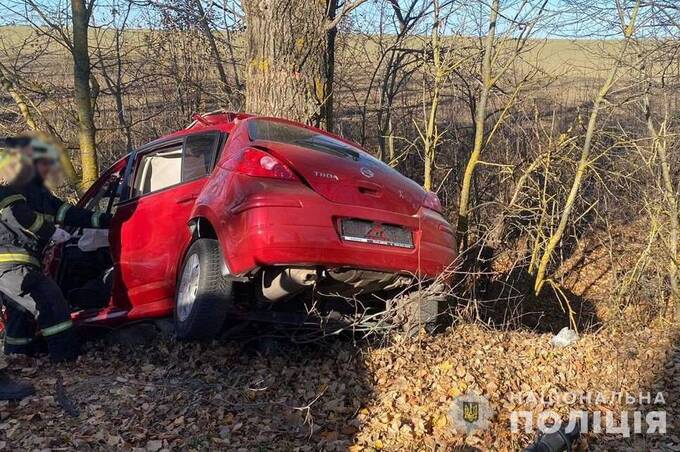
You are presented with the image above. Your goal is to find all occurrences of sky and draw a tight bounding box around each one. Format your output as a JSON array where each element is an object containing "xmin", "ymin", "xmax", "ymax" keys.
[{"xmin": 0, "ymin": 0, "xmax": 667, "ymax": 40}]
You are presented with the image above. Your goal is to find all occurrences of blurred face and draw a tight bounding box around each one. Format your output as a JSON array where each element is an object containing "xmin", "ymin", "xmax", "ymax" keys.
[
  {"xmin": 35, "ymin": 158, "xmax": 56, "ymax": 180},
  {"xmin": 19, "ymin": 145, "xmax": 33, "ymax": 158}
]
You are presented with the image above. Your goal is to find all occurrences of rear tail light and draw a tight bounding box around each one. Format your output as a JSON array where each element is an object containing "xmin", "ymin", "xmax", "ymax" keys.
[
  {"xmin": 231, "ymin": 147, "xmax": 298, "ymax": 181},
  {"xmin": 423, "ymin": 191, "xmax": 443, "ymax": 213}
]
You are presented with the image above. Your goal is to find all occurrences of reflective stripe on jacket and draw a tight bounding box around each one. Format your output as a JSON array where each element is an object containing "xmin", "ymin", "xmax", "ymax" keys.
[{"xmin": 0, "ymin": 188, "xmax": 55, "ymax": 266}]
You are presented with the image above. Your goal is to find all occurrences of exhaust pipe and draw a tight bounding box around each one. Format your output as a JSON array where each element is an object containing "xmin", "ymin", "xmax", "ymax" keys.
[{"xmin": 260, "ymin": 268, "xmax": 318, "ymax": 302}]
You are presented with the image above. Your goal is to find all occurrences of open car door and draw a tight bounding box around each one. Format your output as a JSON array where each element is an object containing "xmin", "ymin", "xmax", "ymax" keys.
[{"xmin": 44, "ymin": 155, "xmax": 130, "ymax": 326}]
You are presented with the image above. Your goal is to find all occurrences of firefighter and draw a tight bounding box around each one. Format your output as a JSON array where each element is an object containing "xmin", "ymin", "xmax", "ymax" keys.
[
  {"xmin": 0, "ymin": 139, "xmax": 36, "ymax": 400},
  {"xmin": 2, "ymin": 138, "xmax": 112, "ymax": 360},
  {"xmin": 0, "ymin": 142, "xmax": 76, "ymax": 363},
  {"xmin": 25, "ymin": 139, "xmax": 112, "ymax": 230}
]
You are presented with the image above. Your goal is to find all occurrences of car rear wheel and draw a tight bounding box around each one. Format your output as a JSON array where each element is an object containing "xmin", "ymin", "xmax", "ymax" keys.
[
  {"xmin": 393, "ymin": 285, "xmax": 448, "ymax": 337},
  {"xmin": 174, "ymin": 239, "xmax": 232, "ymax": 340},
  {"xmin": 402, "ymin": 296, "xmax": 441, "ymax": 336}
]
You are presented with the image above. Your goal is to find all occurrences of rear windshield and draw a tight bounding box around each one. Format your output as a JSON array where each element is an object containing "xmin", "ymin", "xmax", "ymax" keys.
[{"xmin": 248, "ymin": 119, "xmax": 361, "ymax": 161}]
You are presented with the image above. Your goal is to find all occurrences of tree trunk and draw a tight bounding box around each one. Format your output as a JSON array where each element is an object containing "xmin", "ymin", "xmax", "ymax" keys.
[
  {"xmin": 456, "ymin": 0, "xmax": 499, "ymax": 250},
  {"xmin": 242, "ymin": 0, "xmax": 331, "ymax": 127},
  {"xmin": 71, "ymin": 0, "xmax": 99, "ymax": 190},
  {"xmin": 193, "ymin": 0, "xmax": 232, "ymax": 98},
  {"xmin": 323, "ymin": 0, "xmax": 338, "ymax": 131},
  {"xmin": 645, "ymin": 95, "xmax": 680, "ymax": 321},
  {"xmin": 422, "ymin": 80, "xmax": 440, "ymax": 192},
  {"xmin": 422, "ymin": 0, "xmax": 445, "ymax": 192},
  {"xmin": 0, "ymin": 62, "xmax": 37, "ymax": 131},
  {"xmin": 533, "ymin": 1, "xmax": 640, "ymax": 296},
  {"xmin": 655, "ymin": 127, "xmax": 680, "ymax": 320},
  {"xmin": 95, "ymin": 32, "xmax": 134, "ymax": 151}
]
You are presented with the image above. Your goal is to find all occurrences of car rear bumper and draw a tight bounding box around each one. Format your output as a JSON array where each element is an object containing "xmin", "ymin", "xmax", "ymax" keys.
[{"xmin": 219, "ymin": 183, "xmax": 457, "ymax": 278}]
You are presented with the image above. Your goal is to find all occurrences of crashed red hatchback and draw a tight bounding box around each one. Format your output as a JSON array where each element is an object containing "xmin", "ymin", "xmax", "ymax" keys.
[{"xmin": 46, "ymin": 112, "xmax": 456, "ymax": 339}]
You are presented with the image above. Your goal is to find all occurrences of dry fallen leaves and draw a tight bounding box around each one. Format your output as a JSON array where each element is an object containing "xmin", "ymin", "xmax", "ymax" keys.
[{"xmin": 0, "ymin": 319, "xmax": 676, "ymax": 451}]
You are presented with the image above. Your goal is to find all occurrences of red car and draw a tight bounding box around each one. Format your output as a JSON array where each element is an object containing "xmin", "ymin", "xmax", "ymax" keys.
[{"xmin": 47, "ymin": 112, "xmax": 456, "ymax": 339}]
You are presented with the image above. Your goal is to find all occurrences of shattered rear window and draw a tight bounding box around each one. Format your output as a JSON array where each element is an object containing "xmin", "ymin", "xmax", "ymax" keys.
[{"xmin": 248, "ymin": 119, "xmax": 361, "ymax": 161}]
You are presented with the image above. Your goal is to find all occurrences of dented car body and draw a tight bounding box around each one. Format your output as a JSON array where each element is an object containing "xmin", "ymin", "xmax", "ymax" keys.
[{"xmin": 47, "ymin": 112, "xmax": 457, "ymax": 338}]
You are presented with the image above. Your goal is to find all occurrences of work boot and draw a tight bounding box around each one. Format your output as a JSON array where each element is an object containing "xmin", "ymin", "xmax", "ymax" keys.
[
  {"xmin": 4, "ymin": 341, "xmax": 33, "ymax": 357},
  {"xmin": 46, "ymin": 329, "xmax": 80, "ymax": 363},
  {"xmin": 0, "ymin": 370, "xmax": 34, "ymax": 400},
  {"xmin": 5, "ymin": 339, "xmax": 47, "ymax": 358}
]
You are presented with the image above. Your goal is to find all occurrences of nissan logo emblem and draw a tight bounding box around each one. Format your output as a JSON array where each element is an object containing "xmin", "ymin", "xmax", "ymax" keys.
[{"xmin": 360, "ymin": 167, "xmax": 374, "ymax": 178}]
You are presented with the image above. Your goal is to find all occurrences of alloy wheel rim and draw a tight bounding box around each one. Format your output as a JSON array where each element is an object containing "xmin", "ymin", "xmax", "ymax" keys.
[{"xmin": 177, "ymin": 253, "xmax": 200, "ymax": 322}]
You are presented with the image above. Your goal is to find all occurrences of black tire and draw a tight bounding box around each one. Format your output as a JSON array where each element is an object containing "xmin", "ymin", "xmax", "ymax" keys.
[
  {"xmin": 399, "ymin": 286, "xmax": 448, "ymax": 337},
  {"xmin": 174, "ymin": 239, "xmax": 232, "ymax": 340}
]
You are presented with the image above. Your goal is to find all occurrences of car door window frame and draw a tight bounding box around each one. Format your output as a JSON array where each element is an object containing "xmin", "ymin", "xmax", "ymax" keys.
[
  {"xmin": 117, "ymin": 152, "xmax": 137, "ymax": 203},
  {"xmin": 121, "ymin": 138, "xmax": 184, "ymax": 203},
  {"xmin": 118, "ymin": 132, "xmax": 226, "ymax": 205},
  {"xmin": 135, "ymin": 144, "xmax": 184, "ymax": 196},
  {"xmin": 181, "ymin": 132, "xmax": 221, "ymax": 184},
  {"xmin": 78, "ymin": 156, "xmax": 129, "ymax": 210},
  {"xmin": 84, "ymin": 173, "xmax": 123, "ymax": 214}
]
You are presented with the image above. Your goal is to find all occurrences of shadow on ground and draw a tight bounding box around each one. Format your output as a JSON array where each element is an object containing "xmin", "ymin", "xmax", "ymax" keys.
[
  {"xmin": 453, "ymin": 264, "xmax": 602, "ymax": 335},
  {"xmin": 1, "ymin": 323, "xmax": 375, "ymax": 450}
]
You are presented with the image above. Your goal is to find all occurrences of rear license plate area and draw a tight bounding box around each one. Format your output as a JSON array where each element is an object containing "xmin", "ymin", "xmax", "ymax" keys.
[{"xmin": 340, "ymin": 219, "xmax": 413, "ymax": 249}]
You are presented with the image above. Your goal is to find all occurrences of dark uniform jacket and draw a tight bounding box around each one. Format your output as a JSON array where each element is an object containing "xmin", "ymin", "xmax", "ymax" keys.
[
  {"xmin": 0, "ymin": 185, "xmax": 55, "ymax": 266},
  {"xmin": 23, "ymin": 176, "xmax": 112, "ymax": 229}
]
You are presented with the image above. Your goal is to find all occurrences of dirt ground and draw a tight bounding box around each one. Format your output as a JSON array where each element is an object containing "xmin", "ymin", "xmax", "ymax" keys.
[{"xmin": 0, "ymin": 316, "xmax": 677, "ymax": 451}]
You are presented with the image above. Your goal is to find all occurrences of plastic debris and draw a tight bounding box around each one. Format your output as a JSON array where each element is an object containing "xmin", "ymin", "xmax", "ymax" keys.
[{"xmin": 551, "ymin": 327, "xmax": 579, "ymax": 348}]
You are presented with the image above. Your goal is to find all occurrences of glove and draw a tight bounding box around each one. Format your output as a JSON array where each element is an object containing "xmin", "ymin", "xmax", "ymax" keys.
[{"xmin": 50, "ymin": 228, "xmax": 71, "ymax": 245}]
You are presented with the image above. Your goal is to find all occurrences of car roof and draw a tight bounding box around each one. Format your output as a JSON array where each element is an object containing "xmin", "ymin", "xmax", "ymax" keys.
[
  {"xmin": 114, "ymin": 112, "xmax": 370, "ymax": 200},
  {"xmin": 139, "ymin": 111, "xmax": 365, "ymax": 153},
  {"xmin": 137, "ymin": 111, "xmax": 250, "ymax": 151}
]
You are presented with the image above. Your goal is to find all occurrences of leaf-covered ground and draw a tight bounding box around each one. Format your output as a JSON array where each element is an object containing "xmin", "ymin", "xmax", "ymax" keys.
[{"xmin": 0, "ymin": 320, "xmax": 677, "ymax": 451}]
